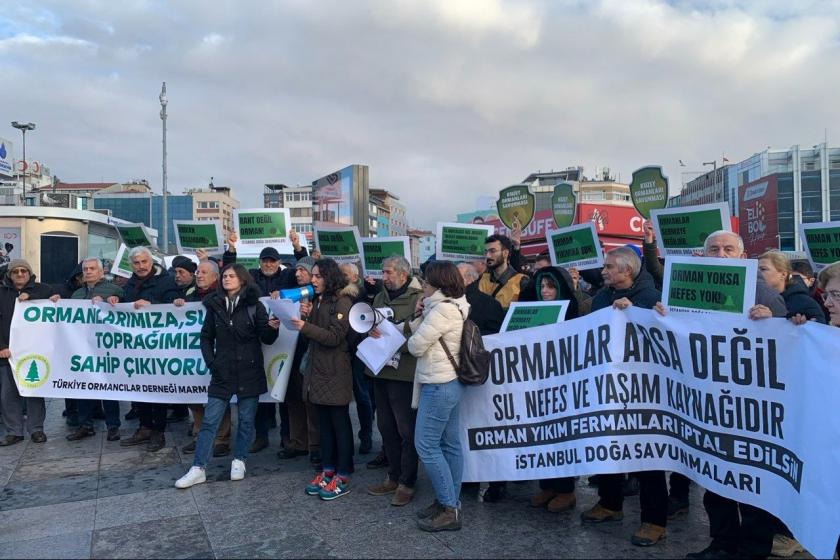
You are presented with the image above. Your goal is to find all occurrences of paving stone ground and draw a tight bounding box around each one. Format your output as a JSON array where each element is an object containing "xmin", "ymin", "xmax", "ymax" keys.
[{"xmin": 0, "ymin": 400, "xmax": 811, "ymax": 559}]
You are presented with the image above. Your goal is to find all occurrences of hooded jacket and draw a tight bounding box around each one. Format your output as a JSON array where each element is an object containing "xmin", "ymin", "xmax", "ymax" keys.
[
  {"xmin": 519, "ymin": 266, "xmax": 581, "ymax": 320},
  {"xmin": 54, "ymin": 261, "xmax": 84, "ymax": 299},
  {"xmin": 200, "ymin": 284, "xmax": 279, "ymax": 400},
  {"xmin": 365, "ymin": 276, "xmax": 424, "ymax": 383},
  {"xmin": 591, "ymin": 269, "xmax": 661, "ymax": 311},
  {"xmin": 301, "ymin": 282, "xmax": 357, "ymax": 406},
  {"xmin": 0, "ymin": 273, "xmax": 55, "ymax": 364},
  {"xmin": 781, "ymin": 276, "xmax": 826, "ymax": 323},
  {"xmin": 464, "ymin": 282, "xmax": 505, "ymax": 336},
  {"xmin": 123, "ymin": 263, "xmax": 181, "ymax": 304}
]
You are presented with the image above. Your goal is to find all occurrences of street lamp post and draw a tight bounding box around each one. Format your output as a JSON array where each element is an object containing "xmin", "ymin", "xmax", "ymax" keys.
[
  {"xmin": 159, "ymin": 83, "xmax": 168, "ymax": 253},
  {"xmin": 11, "ymin": 121, "xmax": 36, "ymax": 205}
]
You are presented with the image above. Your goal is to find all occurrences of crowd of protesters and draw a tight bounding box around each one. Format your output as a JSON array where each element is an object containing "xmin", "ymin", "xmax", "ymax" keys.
[{"xmin": 1, "ymin": 224, "xmax": 839, "ymax": 559}]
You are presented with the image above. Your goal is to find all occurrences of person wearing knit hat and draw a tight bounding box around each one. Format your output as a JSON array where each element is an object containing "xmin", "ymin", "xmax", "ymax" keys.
[
  {"xmin": 168, "ymin": 255, "xmax": 198, "ymax": 424},
  {"xmin": 295, "ymin": 256, "xmax": 316, "ymax": 274},
  {"xmin": 0, "ymin": 259, "xmax": 56, "ymax": 446}
]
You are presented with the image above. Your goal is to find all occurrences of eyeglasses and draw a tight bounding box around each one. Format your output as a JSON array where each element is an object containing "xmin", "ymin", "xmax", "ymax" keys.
[
  {"xmin": 820, "ymin": 290, "xmax": 840, "ymax": 303},
  {"xmin": 10, "ymin": 268, "xmax": 28, "ymax": 275}
]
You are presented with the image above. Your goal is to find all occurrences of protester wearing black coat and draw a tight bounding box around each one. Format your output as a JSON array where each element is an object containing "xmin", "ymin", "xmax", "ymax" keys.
[
  {"xmin": 464, "ymin": 282, "xmax": 505, "ymax": 336},
  {"xmin": 591, "ymin": 268, "xmax": 660, "ymax": 311},
  {"xmin": 200, "ymin": 284, "xmax": 279, "ymax": 400},
  {"xmin": 781, "ymin": 276, "xmax": 826, "ymax": 323},
  {"xmin": 123, "ymin": 263, "xmax": 181, "ymax": 304}
]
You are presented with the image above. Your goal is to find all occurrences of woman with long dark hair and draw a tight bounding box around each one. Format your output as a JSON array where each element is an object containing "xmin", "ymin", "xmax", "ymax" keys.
[
  {"xmin": 175, "ymin": 264, "xmax": 279, "ymax": 488},
  {"xmin": 289, "ymin": 258, "xmax": 358, "ymax": 500}
]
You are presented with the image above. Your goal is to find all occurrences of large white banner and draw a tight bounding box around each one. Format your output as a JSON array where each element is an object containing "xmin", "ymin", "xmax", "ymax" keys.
[
  {"xmin": 9, "ymin": 301, "xmax": 299, "ymax": 404},
  {"xmin": 460, "ymin": 306, "xmax": 840, "ymax": 558}
]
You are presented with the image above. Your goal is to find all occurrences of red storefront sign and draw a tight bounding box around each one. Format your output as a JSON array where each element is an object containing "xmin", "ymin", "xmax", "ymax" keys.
[
  {"xmin": 486, "ymin": 203, "xmax": 646, "ymax": 256},
  {"xmin": 738, "ymin": 175, "xmax": 778, "ymax": 257}
]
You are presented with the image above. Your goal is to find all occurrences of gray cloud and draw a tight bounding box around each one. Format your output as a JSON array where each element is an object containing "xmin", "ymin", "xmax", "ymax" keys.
[{"xmin": 2, "ymin": 0, "xmax": 839, "ymax": 228}]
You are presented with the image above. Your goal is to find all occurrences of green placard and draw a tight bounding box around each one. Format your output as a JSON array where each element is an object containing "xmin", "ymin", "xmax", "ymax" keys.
[
  {"xmin": 238, "ymin": 212, "xmax": 287, "ymax": 240},
  {"xmin": 630, "ymin": 166, "xmax": 669, "ymax": 219},
  {"xmin": 362, "ymin": 240, "xmax": 407, "ymax": 273},
  {"xmin": 440, "ymin": 225, "xmax": 488, "ymax": 259},
  {"xmin": 546, "ymin": 223, "xmax": 602, "ymax": 270},
  {"xmin": 665, "ymin": 260, "xmax": 750, "ymax": 314},
  {"xmin": 496, "ymin": 184, "xmax": 535, "ymax": 230},
  {"xmin": 551, "ymin": 182, "xmax": 576, "ymax": 229},
  {"xmin": 176, "ymin": 223, "xmax": 219, "ymax": 249},
  {"xmin": 655, "ymin": 208, "xmax": 725, "ymax": 253},
  {"xmin": 317, "ymin": 230, "xmax": 360, "ymax": 255},
  {"xmin": 502, "ymin": 305, "xmax": 565, "ymax": 332},
  {"xmin": 237, "ymin": 257, "xmax": 261, "ymax": 270},
  {"xmin": 116, "ymin": 225, "xmax": 151, "ymax": 248},
  {"xmin": 800, "ymin": 223, "xmax": 840, "ymax": 269}
]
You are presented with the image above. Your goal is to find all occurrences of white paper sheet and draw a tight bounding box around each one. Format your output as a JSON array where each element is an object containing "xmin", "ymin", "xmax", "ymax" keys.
[{"xmin": 355, "ymin": 320, "xmax": 406, "ymax": 376}]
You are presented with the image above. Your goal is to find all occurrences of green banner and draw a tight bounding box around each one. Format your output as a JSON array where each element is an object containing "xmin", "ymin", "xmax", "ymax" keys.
[
  {"xmin": 653, "ymin": 205, "xmax": 726, "ymax": 255},
  {"xmin": 551, "ymin": 182, "xmax": 576, "ymax": 229},
  {"xmin": 800, "ymin": 223, "xmax": 840, "ymax": 270},
  {"xmin": 317, "ymin": 230, "xmax": 359, "ymax": 255},
  {"xmin": 238, "ymin": 212, "xmax": 286, "ymax": 240},
  {"xmin": 630, "ymin": 166, "xmax": 669, "ymax": 219},
  {"xmin": 116, "ymin": 225, "xmax": 151, "ymax": 248},
  {"xmin": 438, "ymin": 223, "xmax": 492, "ymax": 260},
  {"xmin": 496, "ymin": 184, "xmax": 535, "ymax": 230},
  {"xmin": 175, "ymin": 223, "xmax": 220, "ymax": 249},
  {"xmin": 663, "ymin": 257, "xmax": 756, "ymax": 315},
  {"xmin": 501, "ymin": 303, "xmax": 567, "ymax": 332},
  {"xmin": 546, "ymin": 223, "xmax": 602, "ymax": 270}
]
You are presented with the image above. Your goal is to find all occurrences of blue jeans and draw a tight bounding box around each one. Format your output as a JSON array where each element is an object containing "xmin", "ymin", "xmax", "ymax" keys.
[
  {"xmin": 78, "ymin": 399, "xmax": 121, "ymax": 429},
  {"xmin": 194, "ymin": 396, "xmax": 258, "ymax": 468},
  {"xmin": 414, "ymin": 379, "xmax": 465, "ymax": 508}
]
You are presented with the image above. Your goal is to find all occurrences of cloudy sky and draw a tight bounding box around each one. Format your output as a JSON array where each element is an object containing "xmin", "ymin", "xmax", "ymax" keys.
[{"xmin": 2, "ymin": 0, "xmax": 839, "ymax": 228}]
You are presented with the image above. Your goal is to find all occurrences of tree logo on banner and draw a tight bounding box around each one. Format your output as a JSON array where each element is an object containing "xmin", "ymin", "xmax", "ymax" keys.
[
  {"xmin": 629, "ymin": 166, "xmax": 669, "ymax": 219},
  {"xmin": 551, "ymin": 182, "xmax": 577, "ymax": 229},
  {"xmin": 496, "ymin": 185, "xmax": 535, "ymax": 230},
  {"xmin": 266, "ymin": 352, "xmax": 289, "ymax": 389},
  {"xmin": 15, "ymin": 354, "xmax": 50, "ymax": 389}
]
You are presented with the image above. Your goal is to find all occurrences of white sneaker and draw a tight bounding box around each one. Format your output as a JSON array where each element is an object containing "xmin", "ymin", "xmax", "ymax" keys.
[
  {"xmin": 175, "ymin": 466, "xmax": 206, "ymax": 489},
  {"xmin": 230, "ymin": 459, "xmax": 246, "ymax": 481}
]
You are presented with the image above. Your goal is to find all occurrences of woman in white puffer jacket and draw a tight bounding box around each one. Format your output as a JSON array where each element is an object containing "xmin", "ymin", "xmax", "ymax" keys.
[{"xmin": 407, "ymin": 261, "xmax": 470, "ymax": 533}]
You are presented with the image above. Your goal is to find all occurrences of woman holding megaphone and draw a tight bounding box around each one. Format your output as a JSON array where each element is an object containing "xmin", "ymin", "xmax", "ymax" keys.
[{"xmin": 289, "ymin": 258, "xmax": 359, "ymax": 501}]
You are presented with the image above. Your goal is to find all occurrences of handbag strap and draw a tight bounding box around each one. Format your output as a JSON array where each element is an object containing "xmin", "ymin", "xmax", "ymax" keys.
[{"xmin": 438, "ymin": 338, "xmax": 460, "ymax": 372}]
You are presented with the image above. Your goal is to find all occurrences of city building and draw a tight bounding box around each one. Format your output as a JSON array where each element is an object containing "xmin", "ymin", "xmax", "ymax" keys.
[
  {"xmin": 263, "ymin": 183, "xmax": 313, "ymax": 245},
  {"xmin": 369, "ymin": 188, "xmax": 407, "ymax": 237},
  {"xmin": 186, "ymin": 182, "xmax": 239, "ymax": 238},
  {"xmin": 368, "ymin": 192, "xmax": 390, "ymax": 237},
  {"xmin": 312, "ymin": 164, "xmax": 370, "ymax": 236},
  {"xmin": 92, "ymin": 183, "xmax": 192, "ymax": 254},
  {"xmin": 677, "ymin": 166, "xmax": 732, "ymax": 213},
  {"xmin": 408, "ymin": 228, "xmax": 435, "ymax": 269},
  {"xmin": 677, "ymin": 143, "xmax": 840, "ymax": 254}
]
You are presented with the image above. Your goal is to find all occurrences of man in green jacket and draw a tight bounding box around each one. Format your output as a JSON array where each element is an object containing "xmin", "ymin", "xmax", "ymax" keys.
[
  {"xmin": 365, "ymin": 256, "xmax": 423, "ymax": 507},
  {"xmin": 65, "ymin": 257, "xmax": 124, "ymax": 441}
]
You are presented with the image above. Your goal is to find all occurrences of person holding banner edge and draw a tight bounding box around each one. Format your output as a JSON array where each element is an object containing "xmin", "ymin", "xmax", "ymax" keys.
[
  {"xmin": 652, "ymin": 231, "xmax": 787, "ymax": 559},
  {"xmin": 578, "ymin": 246, "xmax": 669, "ymax": 547},
  {"xmin": 175, "ymin": 264, "xmax": 280, "ymax": 488},
  {"xmin": 0, "ymin": 259, "xmax": 56, "ymax": 446},
  {"xmin": 108, "ymin": 246, "xmax": 181, "ymax": 452}
]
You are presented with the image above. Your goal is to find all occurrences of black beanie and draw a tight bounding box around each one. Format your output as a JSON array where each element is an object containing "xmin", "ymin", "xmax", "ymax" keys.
[{"xmin": 172, "ymin": 256, "xmax": 197, "ymax": 274}]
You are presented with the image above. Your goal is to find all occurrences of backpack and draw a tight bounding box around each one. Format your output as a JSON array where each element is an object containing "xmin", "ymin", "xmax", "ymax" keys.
[{"xmin": 438, "ymin": 300, "xmax": 491, "ymax": 385}]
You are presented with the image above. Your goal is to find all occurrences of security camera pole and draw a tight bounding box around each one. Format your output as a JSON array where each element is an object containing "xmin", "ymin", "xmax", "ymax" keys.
[{"xmin": 159, "ymin": 82, "xmax": 168, "ymax": 253}]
